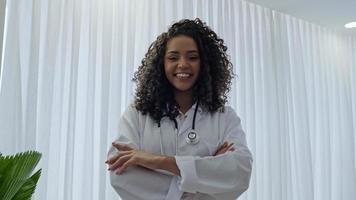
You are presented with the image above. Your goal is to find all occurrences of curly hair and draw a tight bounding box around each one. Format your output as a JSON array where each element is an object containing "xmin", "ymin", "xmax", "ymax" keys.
[{"xmin": 133, "ymin": 18, "xmax": 234, "ymax": 124}]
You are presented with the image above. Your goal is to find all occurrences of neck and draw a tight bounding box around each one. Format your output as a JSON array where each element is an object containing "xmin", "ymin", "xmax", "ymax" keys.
[{"xmin": 174, "ymin": 90, "xmax": 194, "ymax": 114}]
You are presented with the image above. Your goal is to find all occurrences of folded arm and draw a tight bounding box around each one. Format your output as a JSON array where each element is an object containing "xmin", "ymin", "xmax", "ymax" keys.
[{"xmin": 174, "ymin": 107, "xmax": 253, "ymax": 197}]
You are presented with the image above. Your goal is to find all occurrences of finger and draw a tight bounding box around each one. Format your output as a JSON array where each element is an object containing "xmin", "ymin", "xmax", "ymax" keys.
[
  {"xmin": 214, "ymin": 148, "xmax": 222, "ymax": 156},
  {"xmin": 106, "ymin": 151, "xmax": 131, "ymax": 164},
  {"xmin": 214, "ymin": 147, "xmax": 228, "ymax": 156},
  {"xmin": 109, "ymin": 154, "xmax": 132, "ymax": 171},
  {"xmin": 112, "ymin": 143, "xmax": 133, "ymax": 151},
  {"xmin": 215, "ymin": 142, "xmax": 235, "ymax": 156},
  {"xmin": 223, "ymin": 143, "xmax": 235, "ymax": 153},
  {"xmin": 228, "ymin": 147, "xmax": 235, "ymax": 151},
  {"xmin": 218, "ymin": 142, "xmax": 231, "ymax": 151},
  {"xmin": 109, "ymin": 155, "xmax": 132, "ymax": 171},
  {"xmin": 226, "ymin": 143, "xmax": 234, "ymax": 150},
  {"xmin": 214, "ymin": 142, "xmax": 228, "ymax": 155},
  {"xmin": 221, "ymin": 142, "xmax": 228, "ymax": 148},
  {"xmin": 218, "ymin": 147, "xmax": 229, "ymax": 154},
  {"xmin": 220, "ymin": 143, "xmax": 234, "ymax": 154},
  {"xmin": 105, "ymin": 154, "xmax": 120, "ymax": 165},
  {"xmin": 112, "ymin": 143, "xmax": 132, "ymax": 151},
  {"xmin": 116, "ymin": 158, "xmax": 136, "ymax": 175}
]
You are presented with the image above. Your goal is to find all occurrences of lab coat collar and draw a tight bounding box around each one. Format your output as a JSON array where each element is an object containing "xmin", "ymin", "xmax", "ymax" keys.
[
  {"xmin": 176, "ymin": 101, "xmax": 203, "ymax": 135},
  {"xmin": 191, "ymin": 101, "xmax": 203, "ymax": 113},
  {"xmin": 178, "ymin": 101, "xmax": 202, "ymax": 115}
]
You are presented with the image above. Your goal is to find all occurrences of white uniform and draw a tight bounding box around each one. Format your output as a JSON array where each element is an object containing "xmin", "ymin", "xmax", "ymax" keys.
[{"xmin": 108, "ymin": 103, "xmax": 253, "ymax": 200}]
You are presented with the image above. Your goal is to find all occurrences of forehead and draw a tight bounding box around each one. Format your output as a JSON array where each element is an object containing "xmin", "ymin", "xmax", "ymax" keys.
[{"xmin": 166, "ymin": 35, "xmax": 199, "ymax": 53}]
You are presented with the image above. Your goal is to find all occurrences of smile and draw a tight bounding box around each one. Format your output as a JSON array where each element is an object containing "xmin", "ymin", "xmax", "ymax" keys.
[{"xmin": 174, "ymin": 73, "xmax": 192, "ymax": 78}]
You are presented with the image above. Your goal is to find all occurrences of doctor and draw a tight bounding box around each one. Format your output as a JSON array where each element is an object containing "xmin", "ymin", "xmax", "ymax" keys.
[{"xmin": 106, "ymin": 18, "xmax": 253, "ymax": 200}]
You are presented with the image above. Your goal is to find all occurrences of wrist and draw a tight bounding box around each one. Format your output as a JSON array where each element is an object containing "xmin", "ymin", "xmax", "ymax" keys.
[
  {"xmin": 156, "ymin": 156, "xmax": 181, "ymax": 176},
  {"xmin": 153, "ymin": 155, "xmax": 167, "ymax": 169},
  {"xmin": 140, "ymin": 154, "xmax": 165, "ymax": 170}
]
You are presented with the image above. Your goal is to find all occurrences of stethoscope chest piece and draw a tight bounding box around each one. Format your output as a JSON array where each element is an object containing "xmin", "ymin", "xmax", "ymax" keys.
[{"xmin": 186, "ymin": 130, "xmax": 199, "ymax": 145}]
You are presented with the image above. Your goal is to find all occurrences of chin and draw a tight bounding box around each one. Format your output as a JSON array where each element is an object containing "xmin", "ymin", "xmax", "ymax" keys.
[{"xmin": 173, "ymin": 86, "xmax": 194, "ymax": 93}]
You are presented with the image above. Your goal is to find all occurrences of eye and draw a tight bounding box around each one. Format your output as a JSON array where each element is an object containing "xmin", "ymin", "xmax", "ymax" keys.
[
  {"xmin": 189, "ymin": 55, "xmax": 200, "ymax": 60},
  {"xmin": 166, "ymin": 56, "xmax": 178, "ymax": 61}
]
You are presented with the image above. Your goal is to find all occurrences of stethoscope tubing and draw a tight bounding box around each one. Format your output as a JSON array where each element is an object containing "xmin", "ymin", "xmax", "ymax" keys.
[{"xmin": 158, "ymin": 100, "xmax": 200, "ymax": 145}]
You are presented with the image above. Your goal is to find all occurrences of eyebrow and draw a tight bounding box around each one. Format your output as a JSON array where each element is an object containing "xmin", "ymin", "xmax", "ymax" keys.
[{"xmin": 166, "ymin": 50, "xmax": 199, "ymax": 54}]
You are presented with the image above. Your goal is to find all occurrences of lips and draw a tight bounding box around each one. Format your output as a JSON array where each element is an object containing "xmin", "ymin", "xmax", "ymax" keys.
[{"xmin": 174, "ymin": 73, "xmax": 192, "ymax": 79}]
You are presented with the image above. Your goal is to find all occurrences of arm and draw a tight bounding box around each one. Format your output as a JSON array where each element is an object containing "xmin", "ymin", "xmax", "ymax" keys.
[
  {"xmin": 108, "ymin": 106, "xmax": 252, "ymax": 198},
  {"xmin": 153, "ymin": 142, "xmax": 235, "ymax": 176},
  {"xmin": 108, "ymin": 134, "xmax": 235, "ymax": 176},
  {"xmin": 174, "ymin": 107, "xmax": 253, "ymax": 197},
  {"xmin": 107, "ymin": 105, "xmax": 171, "ymax": 200},
  {"xmin": 107, "ymin": 143, "xmax": 181, "ymax": 176},
  {"xmin": 148, "ymin": 141, "xmax": 235, "ymax": 176}
]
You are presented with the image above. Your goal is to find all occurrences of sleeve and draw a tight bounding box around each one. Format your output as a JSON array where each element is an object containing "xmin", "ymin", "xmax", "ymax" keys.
[
  {"xmin": 108, "ymin": 105, "xmax": 171, "ymax": 200},
  {"xmin": 174, "ymin": 107, "xmax": 253, "ymax": 198},
  {"xmin": 108, "ymin": 105, "xmax": 140, "ymax": 156}
]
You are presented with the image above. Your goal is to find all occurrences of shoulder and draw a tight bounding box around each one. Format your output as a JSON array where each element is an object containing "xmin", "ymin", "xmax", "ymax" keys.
[
  {"xmin": 222, "ymin": 105, "xmax": 235, "ymax": 114},
  {"xmin": 121, "ymin": 103, "xmax": 139, "ymax": 118},
  {"xmin": 215, "ymin": 105, "xmax": 237, "ymax": 117},
  {"xmin": 212, "ymin": 105, "xmax": 241, "ymax": 124},
  {"xmin": 121, "ymin": 103, "xmax": 152, "ymax": 122}
]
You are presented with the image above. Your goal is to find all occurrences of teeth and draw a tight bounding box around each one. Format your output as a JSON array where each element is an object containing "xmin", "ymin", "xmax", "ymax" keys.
[{"xmin": 176, "ymin": 73, "xmax": 190, "ymax": 78}]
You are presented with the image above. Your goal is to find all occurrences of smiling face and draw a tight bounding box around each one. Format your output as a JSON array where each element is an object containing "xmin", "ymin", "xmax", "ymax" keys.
[{"xmin": 164, "ymin": 35, "xmax": 201, "ymax": 97}]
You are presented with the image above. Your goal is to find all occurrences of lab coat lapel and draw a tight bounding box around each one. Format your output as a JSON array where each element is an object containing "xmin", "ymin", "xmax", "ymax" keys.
[
  {"xmin": 159, "ymin": 117, "xmax": 177, "ymax": 156},
  {"xmin": 178, "ymin": 116, "xmax": 190, "ymax": 135},
  {"xmin": 178, "ymin": 105, "xmax": 203, "ymax": 135}
]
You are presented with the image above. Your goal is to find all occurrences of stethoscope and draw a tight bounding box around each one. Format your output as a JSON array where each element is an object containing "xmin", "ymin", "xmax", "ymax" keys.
[{"xmin": 158, "ymin": 100, "xmax": 200, "ymax": 145}]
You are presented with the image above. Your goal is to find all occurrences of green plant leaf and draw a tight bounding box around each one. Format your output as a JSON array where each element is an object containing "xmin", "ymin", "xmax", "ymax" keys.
[
  {"xmin": 11, "ymin": 169, "xmax": 42, "ymax": 200},
  {"xmin": 0, "ymin": 151, "xmax": 42, "ymax": 200}
]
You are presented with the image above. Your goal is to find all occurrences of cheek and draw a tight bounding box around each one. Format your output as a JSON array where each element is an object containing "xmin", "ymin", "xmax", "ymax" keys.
[
  {"xmin": 164, "ymin": 64, "xmax": 174, "ymax": 81},
  {"xmin": 164, "ymin": 63, "xmax": 170, "ymax": 75}
]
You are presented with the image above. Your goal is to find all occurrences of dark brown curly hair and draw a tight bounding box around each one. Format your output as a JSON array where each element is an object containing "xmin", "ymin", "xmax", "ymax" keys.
[{"xmin": 133, "ymin": 18, "xmax": 234, "ymax": 124}]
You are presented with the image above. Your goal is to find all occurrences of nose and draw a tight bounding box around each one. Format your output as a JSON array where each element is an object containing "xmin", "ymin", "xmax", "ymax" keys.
[{"xmin": 177, "ymin": 57, "xmax": 189, "ymax": 68}]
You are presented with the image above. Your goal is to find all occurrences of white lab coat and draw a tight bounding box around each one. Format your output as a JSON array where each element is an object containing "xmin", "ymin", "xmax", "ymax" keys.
[{"xmin": 108, "ymin": 103, "xmax": 253, "ymax": 200}]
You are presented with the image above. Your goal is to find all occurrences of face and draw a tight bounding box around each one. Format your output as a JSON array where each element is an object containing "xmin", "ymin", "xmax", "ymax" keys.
[{"xmin": 164, "ymin": 35, "xmax": 201, "ymax": 95}]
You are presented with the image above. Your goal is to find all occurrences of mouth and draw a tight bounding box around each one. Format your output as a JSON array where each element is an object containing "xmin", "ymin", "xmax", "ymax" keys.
[{"xmin": 174, "ymin": 72, "xmax": 192, "ymax": 79}]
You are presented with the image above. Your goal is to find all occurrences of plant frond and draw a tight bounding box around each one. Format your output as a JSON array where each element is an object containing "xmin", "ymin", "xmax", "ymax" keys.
[
  {"xmin": 0, "ymin": 151, "xmax": 42, "ymax": 200},
  {"xmin": 11, "ymin": 169, "xmax": 42, "ymax": 200}
]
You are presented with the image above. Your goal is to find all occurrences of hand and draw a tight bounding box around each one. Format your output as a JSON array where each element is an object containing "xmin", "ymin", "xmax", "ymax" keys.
[
  {"xmin": 214, "ymin": 141, "xmax": 235, "ymax": 156},
  {"xmin": 105, "ymin": 143, "xmax": 159, "ymax": 175}
]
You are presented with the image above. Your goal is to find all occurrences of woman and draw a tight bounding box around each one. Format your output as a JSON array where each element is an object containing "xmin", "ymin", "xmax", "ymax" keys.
[{"xmin": 106, "ymin": 18, "xmax": 252, "ymax": 200}]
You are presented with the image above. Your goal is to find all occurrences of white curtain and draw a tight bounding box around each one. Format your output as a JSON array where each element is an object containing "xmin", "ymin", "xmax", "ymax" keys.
[{"xmin": 1, "ymin": 0, "xmax": 355, "ymax": 199}]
